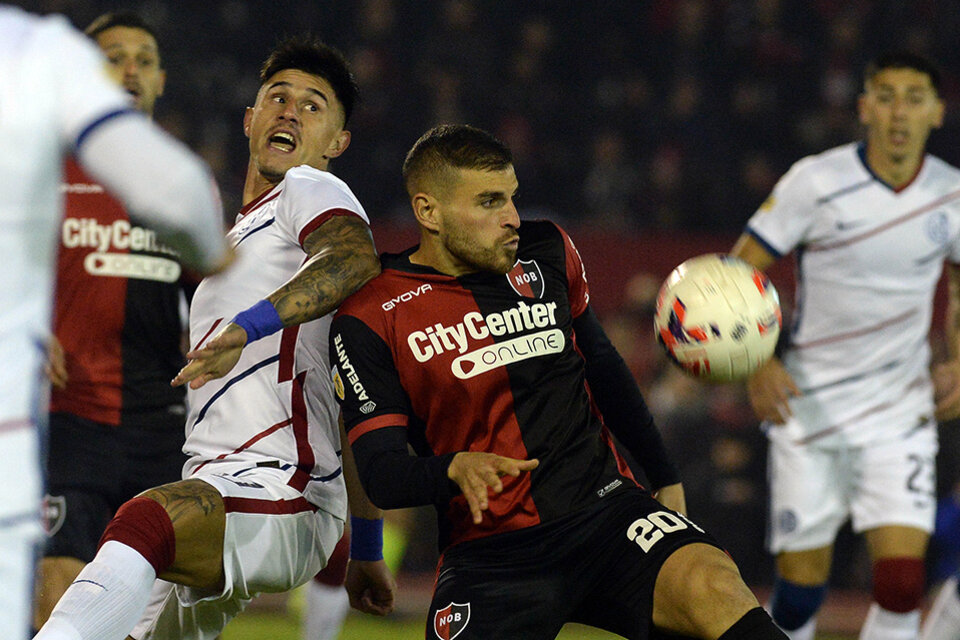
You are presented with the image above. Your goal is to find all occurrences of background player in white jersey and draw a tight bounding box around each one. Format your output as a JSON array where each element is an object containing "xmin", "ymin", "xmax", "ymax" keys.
[
  {"xmin": 35, "ymin": 12, "xmax": 201, "ymax": 630},
  {"xmin": 0, "ymin": 6, "xmax": 231, "ymax": 640},
  {"xmin": 730, "ymin": 52, "xmax": 960, "ymax": 640},
  {"xmin": 35, "ymin": 37, "xmax": 393, "ymax": 640}
]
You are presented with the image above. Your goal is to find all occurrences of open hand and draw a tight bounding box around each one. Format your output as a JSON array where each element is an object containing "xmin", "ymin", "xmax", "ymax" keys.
[
  {"xmin": 746, "ymin": 357, "xmax": 800, "ymax": 424},
  {"xmin": 447, "ymin": 452, "xmax": 539, "ymax": 524},
  {"xmin": 171, "ymin": 322, "xmax": 247, "ymax": 389}
]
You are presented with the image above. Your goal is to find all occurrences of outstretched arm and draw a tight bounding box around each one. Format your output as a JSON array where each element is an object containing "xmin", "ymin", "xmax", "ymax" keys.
[
  {"xmin": 172, "ymin": 215, "xmax": 379, "ymax": 388},
  {"xmin": 731, "ymin": 233, "xmax": 800, "ymax": 424}
]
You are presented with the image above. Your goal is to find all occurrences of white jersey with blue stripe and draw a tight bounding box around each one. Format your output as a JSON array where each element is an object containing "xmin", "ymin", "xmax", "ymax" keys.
[
  {"xmin": 0, "ymin": 7, "xmax": 132, "ymax": 430},
  {"xmin": 745, "ymin": 141, "xmax": 960, "ymax": 444},
  {"xmin": 183, "ymin": 166, "xmax": 368, "ymax": 518}
]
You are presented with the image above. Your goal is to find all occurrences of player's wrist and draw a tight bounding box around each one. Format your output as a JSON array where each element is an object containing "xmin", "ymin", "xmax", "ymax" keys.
[
  {"xmin": 231, "ymin": 299, "xmax": 284, "ymax": 342},
  {"xmin": 350, "ymin": 516, "xmax": 384, "ymax": 561}
]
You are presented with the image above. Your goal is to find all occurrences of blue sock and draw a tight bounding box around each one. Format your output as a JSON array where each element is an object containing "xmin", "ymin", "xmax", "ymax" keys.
[{"xmin": 769, "ymin": 578, "xmax": 826, "ymax": 631}]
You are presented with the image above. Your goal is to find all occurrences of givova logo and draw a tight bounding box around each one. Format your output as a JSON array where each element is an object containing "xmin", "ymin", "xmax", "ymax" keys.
[{"xmin": 434, "ymin": 602, "xmax": 470, "ymax": 639}]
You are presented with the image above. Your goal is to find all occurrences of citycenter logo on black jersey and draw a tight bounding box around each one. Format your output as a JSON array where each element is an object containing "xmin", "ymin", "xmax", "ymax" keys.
[{"xmin": 407, "ymin": 301, "xmax": 564, "ymax": 379}]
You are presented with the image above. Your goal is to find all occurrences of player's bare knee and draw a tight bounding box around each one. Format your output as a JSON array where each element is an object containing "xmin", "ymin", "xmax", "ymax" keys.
[{"xmin": 655, "ymin": 544, "xmax": 758, "ymax": 635}]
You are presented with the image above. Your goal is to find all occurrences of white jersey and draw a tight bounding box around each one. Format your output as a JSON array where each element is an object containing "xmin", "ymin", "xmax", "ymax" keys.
[
  {"xmin": 183, "ymin": 166, "xmax": 368, "ymax": 519},
  {"xmin": 746, "ymin": 141, "xmax": 960, "ymax": 445},
  {"xmin": 0, "ymin": 7, "xmax": 132, "ymax": 433}
]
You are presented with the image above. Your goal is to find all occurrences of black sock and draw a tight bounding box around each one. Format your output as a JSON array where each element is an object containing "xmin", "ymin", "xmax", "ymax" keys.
[{"xmin": 717, "ymin": 607, "xmax": 788, "ymax": 640}]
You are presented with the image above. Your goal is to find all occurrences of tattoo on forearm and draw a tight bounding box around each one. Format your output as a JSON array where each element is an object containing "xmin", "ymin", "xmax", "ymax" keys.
[{"xmin": 269, "ymin": 215, "xmax": 380, "ymax": 326}]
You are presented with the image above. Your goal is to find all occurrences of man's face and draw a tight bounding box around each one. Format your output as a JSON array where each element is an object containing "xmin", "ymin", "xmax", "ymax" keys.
[
  {"xmin": 244, "ymin": 69, "xmax": 351, "ymax": 184},
  {"xmin": 859, "ymin": 67, "xmax": 944, "ymax": 163},
  {"xmin": 434, "ymin": 166, "xmax": 521, "ymax": 275},
  {"xmin": 95, "ymin": 26, "xmax": 165, "ymax": 115}
]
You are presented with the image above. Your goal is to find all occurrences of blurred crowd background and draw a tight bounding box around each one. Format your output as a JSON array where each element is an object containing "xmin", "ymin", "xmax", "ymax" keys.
[{"xmin": 18, "ymin": 0, "xmax": 960, "ymax": 591}]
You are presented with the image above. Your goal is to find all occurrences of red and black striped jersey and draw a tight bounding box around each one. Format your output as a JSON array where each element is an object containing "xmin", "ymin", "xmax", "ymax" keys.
[
  {"xmin": 50, "ymin": 158, "xmax": 189, "ymax": 425},
  {"xmin": 332, "ymin": 220, "xmax": 642, "ymax": 550}
]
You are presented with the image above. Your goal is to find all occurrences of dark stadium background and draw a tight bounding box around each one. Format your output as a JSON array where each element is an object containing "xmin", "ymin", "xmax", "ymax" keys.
[{"xmin": 18, "ymin": 1, "xmax": 960, "ymax": 638}]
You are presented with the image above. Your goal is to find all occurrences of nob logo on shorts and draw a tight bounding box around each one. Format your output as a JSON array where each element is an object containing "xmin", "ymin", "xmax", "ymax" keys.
[{"xmin": 434, "ymin": 602, "xmax": 470, "ymax": 639}]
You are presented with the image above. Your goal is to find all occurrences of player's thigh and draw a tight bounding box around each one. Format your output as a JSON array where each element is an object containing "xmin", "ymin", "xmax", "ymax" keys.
[
  {"xmin": 851, "ymin": 427, "xmax": 937, "ymax": 537},
  {"xmin": 188, "ymin": 466, "xmax": 339, "ymax": 599},
  {"xmin": 767, "ymin": 436, "xmax": 849, "ymax": 553},
  {"xmin": 570, "ymin": 489, "xmax": 727, "ymax": 640}
]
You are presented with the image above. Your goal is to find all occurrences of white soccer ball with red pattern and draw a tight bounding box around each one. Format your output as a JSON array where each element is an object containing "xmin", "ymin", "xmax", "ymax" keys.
[{"xmin": 654, "ymin": 254, "xmax": 781, "ymax": 382}]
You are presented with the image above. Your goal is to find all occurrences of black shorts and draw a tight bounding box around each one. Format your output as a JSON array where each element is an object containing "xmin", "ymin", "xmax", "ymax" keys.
[
  {"xmin": 427, "ymin": 486, "xmax": 723, "ymax": 640},
  {"xmin": 42, "ymin": 409, "xmax": 186, "ymax": 561}
]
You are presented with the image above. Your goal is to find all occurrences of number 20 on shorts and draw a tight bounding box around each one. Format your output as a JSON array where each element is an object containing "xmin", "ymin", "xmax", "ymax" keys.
[{"xmin": 626, "ymin": 510, "xmax": 704, "ymax": 553}]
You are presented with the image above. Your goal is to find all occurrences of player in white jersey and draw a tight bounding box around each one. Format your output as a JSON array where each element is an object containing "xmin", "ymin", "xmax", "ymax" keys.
[
  {"xmin": 732, "ymin": 52, "xmax": 960, "ymax": 640},
  {"xmin": 0, "ymin": 6, "xmax": 230, "ymax": 640},
  {"xmin": 35, "ymin": 37, "xmax": 393, "ymax": 640}
]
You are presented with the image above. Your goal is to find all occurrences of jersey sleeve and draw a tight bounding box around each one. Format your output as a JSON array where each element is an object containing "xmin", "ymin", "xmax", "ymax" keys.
[
  {"xmin": 37, "ymin": 15, "xmax": 135, "ymax": 148},
  {"xmin": 552, "ymin": 223, "xmax": 590, "ymax": 318},
  {"xmin": 330, "ymin": 312, "xmax": 410, "ymax": 442},
  {"xmin": 743, "ymin": 157, "xmax": 820, "ymax": 259},
  {"xmin": 277, "ymin": 167, "xmax": 370, "ymax": 249}
]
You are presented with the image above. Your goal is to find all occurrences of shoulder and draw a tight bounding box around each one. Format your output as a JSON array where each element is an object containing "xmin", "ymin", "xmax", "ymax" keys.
[
  {"xmin": 280, "ymin": 166, "xmax": 368, "ymax": 223},
  {"xmin": 517, "ymin": 219, "xmax": 567, "ymax": 255},
  {"xmin": 921, "ymin": 154, "xmax": 960, "ymax": 188}
]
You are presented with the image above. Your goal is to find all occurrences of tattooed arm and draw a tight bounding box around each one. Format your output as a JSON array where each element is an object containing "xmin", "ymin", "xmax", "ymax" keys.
[
  {"xmin": 172, "ymin": 215, "xmax": 380, "ymax": 389},
  {"xmin": 267, "ymin": 215, "xmax": 380, "ymax": 326}
]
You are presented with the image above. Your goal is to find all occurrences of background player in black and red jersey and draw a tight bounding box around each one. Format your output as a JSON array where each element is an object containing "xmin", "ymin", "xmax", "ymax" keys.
[
  {"xmin": 35, "ymin": 12, "xmax": 192, "ymax": 629},
  {"xmin": 330, "ymin": 124, "xmax": 786, "ymax": 640}
]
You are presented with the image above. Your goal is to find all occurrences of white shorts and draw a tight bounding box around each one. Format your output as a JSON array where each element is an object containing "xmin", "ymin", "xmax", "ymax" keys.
[
  {"xmin": 767, "ymin": 422, "xmax": 938, "ymax": 553},
  {"xmin": 131, "ymin": 464, "xmax": 344, "ymax": 640}
]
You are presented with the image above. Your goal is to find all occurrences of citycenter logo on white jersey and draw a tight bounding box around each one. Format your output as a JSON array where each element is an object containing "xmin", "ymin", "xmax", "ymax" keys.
[
  {"xmin": 407, "ymin": 301, "xmax": 564, "ymax": 379},
  {"xmin": 62, "ymin": 218, "xmax": 181, "ymax": 282}
]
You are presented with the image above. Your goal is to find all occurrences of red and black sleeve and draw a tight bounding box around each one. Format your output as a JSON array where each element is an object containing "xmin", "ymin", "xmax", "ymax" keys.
[{"xmin": 330, "ymin": 314, "xmax": 461, "ymax": 509}]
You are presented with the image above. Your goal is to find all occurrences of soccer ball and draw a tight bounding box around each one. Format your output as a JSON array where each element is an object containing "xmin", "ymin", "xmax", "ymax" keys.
[{"xmin": 654, "ymin": 254, "xmax": 781, "ymax": 382}]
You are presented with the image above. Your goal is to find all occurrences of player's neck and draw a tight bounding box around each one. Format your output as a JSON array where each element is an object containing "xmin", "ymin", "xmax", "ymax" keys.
[
  {"xmin": 409, "ymin": 235, "xmax": 473, "ymax": 277},
  {"xmin": 242, "ymin": 168, "xmax": 280, "ymax": 207},
  {"xmin": 864, "ymin": 144, "xmax": 924, "ymax": 190}
]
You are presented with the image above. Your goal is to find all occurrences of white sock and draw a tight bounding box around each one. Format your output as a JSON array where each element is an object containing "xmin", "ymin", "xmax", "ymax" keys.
[
  {"xmin": 302, "ymin": 580, "xmax": 350, "ymax": 640},
  {"xmin": 34, "ymin": 541, "xmax": 156, "ymax": 640},
  {"xmin": 859, "ymin": 603, "xmax": 921, "ymax": 640},
  {"xmin": 922, "ymin": 577, "xmax": 960, "ymax": 640}
]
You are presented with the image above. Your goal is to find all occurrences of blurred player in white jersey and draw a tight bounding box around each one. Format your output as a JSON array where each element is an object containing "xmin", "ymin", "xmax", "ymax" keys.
[
  {"xmin": 731, "ymin": 52, "xmax": 960, "ymax": 640},
  {"xmin": 35, "ymin": 36, "xmax": 394, "ymax": 640},
  {"xmin": 0, "ymin": 6, "xmax": 230, "ymax": 640}
]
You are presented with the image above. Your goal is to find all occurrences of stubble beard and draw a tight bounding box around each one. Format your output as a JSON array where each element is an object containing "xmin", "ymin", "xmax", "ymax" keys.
[{"xmin": 443, "ymin": 227, "xmax": 515, "ymax": 275}]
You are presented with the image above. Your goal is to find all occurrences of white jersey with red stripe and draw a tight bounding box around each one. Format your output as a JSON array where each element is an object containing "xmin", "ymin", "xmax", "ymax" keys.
[
  {"xmin": 183, "ymin": 165, "xmax": 368, "ymax": 518},
  {"xmin": 745, "ymin": 141, "xmax": 960, "ymax": 446}
]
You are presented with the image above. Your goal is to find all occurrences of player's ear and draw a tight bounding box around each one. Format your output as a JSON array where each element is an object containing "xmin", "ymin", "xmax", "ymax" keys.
[
  {"xmin": 857, "ymin": 92, "xmax": 871, "ymax": 127},
  {"xmin": 243, "ymin": 107, "xmax": 253, "ymax": 138},
  {"xmin": 323, "ymin": 130, "xmax": 351, "ymax": 159},
  {"xmin": 412, "ymin": 193, "xmax": 440, "ymax": 232}
]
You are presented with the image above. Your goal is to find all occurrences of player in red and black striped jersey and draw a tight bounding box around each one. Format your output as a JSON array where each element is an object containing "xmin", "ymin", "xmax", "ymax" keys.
[{"xmin": 330, "ymin": 124, "xmax": 787, "ymax": 640}]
